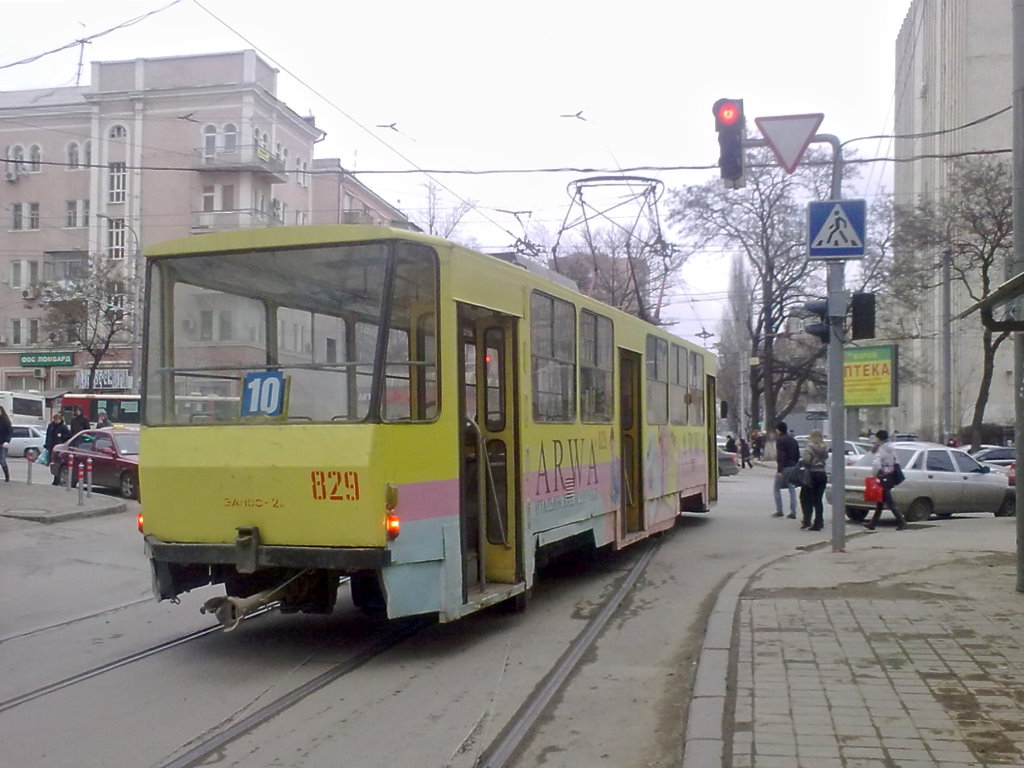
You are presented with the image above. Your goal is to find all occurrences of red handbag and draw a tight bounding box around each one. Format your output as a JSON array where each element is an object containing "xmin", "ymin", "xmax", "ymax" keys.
[{"xmin": 864, "ymin": 476, "xmax": 883, "ymax": 503}]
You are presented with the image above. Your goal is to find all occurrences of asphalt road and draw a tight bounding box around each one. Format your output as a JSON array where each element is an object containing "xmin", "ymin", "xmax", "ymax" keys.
[{"xmin": 0, "ymin": 462, "xmax": 802, "ymax": 767}]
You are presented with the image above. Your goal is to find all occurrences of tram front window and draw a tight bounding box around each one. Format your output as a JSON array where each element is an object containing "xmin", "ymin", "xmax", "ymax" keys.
[{"xmin": 144, "ymin": 240, "xmax": 439, "ymax": 425}]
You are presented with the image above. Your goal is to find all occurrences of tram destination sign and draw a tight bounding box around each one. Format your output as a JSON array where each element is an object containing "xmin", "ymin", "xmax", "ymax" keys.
[{"xmin": 19, "ymin": 352, "xmax": 74, "ymax": 367}]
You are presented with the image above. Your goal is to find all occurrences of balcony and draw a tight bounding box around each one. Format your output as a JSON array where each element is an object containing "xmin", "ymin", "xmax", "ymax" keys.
[
  {"xmin": 341, "ymin": 209, "xmax": 378, "ymax": 226},
  {"xmin": 192, "ymin": 144, "xmax": 288, "ymax": 182},
  {"xmin": 192, "ymin": 208, "xmax": 283, "ymax": 232}
]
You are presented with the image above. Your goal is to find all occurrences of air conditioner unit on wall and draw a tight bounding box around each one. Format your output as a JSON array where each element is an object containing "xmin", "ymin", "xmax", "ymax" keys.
[
  {"xmin": 32, "ymin": 368, "xmax": 44, "ymax": 378},
  {"xmin": 4, "ymin": 170, "xmax": 18, "ymax": 182}
]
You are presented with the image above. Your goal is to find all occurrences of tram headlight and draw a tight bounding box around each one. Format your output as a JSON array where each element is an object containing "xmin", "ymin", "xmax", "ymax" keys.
[{"xmin": 385, "ymin": 513, "xmax": 400, "ymax": 540}]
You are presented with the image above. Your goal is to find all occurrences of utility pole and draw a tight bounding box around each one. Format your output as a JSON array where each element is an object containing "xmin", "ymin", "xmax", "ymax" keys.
[
  {"xmin": 1012, "ymin": 0, "xmax": 1024, "ymax": 592},
  {"xmin": 941, "ymin": 249, "xmax": 953, "ymax": 444}
]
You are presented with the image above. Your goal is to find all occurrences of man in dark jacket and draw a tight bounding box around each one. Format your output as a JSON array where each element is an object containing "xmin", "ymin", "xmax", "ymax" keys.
[
  {"xmin": 69, "ymin": 406, "xmax": 89, "ymax": 435},
  {"xmin": 773, "ymin": 421, "xmax": 801, "ymax": 518},
  {"xmin": 45, "ymin": 413, "xmax": 71, "ymax": 486}
]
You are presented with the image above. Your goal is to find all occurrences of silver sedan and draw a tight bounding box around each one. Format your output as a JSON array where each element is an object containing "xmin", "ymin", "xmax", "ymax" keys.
[{"xmin": 843, "ymin": 441, "xmax": 1014, "ymax": 522}]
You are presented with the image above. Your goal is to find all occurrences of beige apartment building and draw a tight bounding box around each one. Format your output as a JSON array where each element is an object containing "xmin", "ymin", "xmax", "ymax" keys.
[
  {"xmin": 893, "ymin": 0, "xmax": 1013, "ymax": 440},
  {"xmin": 0, "ymin": 49, "xmax": 411, "ymax": 395}
]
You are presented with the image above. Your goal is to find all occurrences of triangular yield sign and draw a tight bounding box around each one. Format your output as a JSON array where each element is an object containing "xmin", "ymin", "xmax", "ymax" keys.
[{"xmin": 754, "ymin": 113, "xmax": 824, "ymax": 173}]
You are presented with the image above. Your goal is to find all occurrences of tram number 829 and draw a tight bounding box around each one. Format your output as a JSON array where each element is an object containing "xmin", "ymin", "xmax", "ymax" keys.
[{"xmin": 310, "ymin": 470, "xmax": 361, "ymax": 501}]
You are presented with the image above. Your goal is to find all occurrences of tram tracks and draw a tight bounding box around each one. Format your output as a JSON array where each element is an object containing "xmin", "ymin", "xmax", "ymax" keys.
[
  {"xmin": 0, "ymin": 604, "xmax": 275, "ymax": 715},
  {"xmin": 161, "ymin": 540, "xmax": 659, "ymax": 768}
]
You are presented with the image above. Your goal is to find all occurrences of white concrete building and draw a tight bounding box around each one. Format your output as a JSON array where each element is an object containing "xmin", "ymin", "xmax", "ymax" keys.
[
  {"xmin": 893, "ymin": 0, "xmax": 1014, "ymax": 441},
  {"xmin": 0, "ymin": 50, "xmax": 411, "ymax": 394}
]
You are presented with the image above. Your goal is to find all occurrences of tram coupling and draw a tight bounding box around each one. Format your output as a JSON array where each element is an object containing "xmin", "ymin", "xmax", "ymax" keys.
[{"xmin": 201, "ymin": 588, "xmax": 279, "ymax": 631}]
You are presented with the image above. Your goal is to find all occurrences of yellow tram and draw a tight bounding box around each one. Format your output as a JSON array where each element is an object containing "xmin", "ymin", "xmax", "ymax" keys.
[{"xmin": 139, "ymin": 226, "xmax": 718, "ymax": 627}]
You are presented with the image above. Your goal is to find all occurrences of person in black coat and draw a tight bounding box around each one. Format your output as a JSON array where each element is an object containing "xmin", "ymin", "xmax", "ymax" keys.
[
  {"xmin": 45, "ymin": 413, "xmax": 71, "ymax": 486},
  {"xmin": 773, "ymin": 421, "xmax": 801, "ymax": 519},
  {"xmin": 69, "ymin": 406, "xmax": 90, "ymax": 435}
]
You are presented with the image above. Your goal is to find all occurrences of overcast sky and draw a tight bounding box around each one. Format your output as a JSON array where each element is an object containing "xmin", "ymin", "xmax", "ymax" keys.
[{"xmin": 0, "ymin": 0, "xmax": 913, "ymax": 344}]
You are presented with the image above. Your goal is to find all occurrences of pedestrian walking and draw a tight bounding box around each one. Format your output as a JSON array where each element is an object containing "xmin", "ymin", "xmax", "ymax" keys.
[
  {"xmin": 865, "ymin": 429, "xmax": 907, "ymax": 530},
  {"xmin": 798, "ymin": 429, "xmax": 829, "ymax": 530},
  {"xmin": 773, "ymin": 421, "xmax": 800, "ymax": 518},
  {"xmin": 739, "ymin": 438, "xmax": 753, "ymax": 469},
  {"xmin": 0, "ymin": 406, "xmax": 11, "ymax": 482},
  {"xmin": 69, "ymin": 405, "xmax": 89, "ymax": 435},
  {"xmin": 45, "ymin": 412, "xmax": 71, "ymax": 486}
]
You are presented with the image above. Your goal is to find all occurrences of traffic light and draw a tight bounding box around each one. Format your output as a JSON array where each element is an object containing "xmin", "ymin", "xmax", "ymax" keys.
[
  {"xmin": 803, "ymin": 299, "xmax": 830, "ymax": 344},
  {"xmin": 850, "ymin": 292, "xmax": 876, "ymax": 340},
  {"xmin": 713, "ymin": 98, "xmax": 745, "ymax": 188}
]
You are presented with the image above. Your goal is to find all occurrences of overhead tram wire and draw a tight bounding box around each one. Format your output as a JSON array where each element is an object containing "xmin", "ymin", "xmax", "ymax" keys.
[{"xmin": 0, "ymin": 0, "xmax": 184, "ymax": 71}]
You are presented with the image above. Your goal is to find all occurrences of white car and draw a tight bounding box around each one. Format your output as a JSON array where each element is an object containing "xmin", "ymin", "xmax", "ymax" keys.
[
  {"xmin": 843, "ymin": 441, "xmax": 1014, "ymax": 521},
  {"xmin": 9, "ymin": 424, "xmax": 44, "ymax": 460}
]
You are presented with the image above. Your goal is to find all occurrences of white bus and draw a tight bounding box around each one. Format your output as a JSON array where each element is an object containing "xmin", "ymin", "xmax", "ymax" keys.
[{"xmin": 0, "ymin": 391, "xmax": 46, "ymax": 427}]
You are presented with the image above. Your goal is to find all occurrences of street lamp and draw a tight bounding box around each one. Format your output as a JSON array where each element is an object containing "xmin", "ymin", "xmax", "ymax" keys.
[{"xmin": 96, "ymin": 214, "xmax": 142, "ymax": 394}]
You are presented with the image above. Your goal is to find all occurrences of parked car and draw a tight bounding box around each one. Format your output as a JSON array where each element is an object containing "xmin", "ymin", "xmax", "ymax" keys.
[
  {"xmin": 718, "ymin": 449, "xmax": 740, "ymax": 477},
  {"xmin": 50, "ymin": 428, "xmax": 140, "ymax": 499},
  {"xmin": 970, "ymin": 445, "xmax": 1015, "ymax": 468},
  {"xmin": 842, "ymin": 441, "xmax": 1014, "ymax": 521},
  {"xmin": 9, "ymin": 424, "xmax": 44, "ymax": 460}
]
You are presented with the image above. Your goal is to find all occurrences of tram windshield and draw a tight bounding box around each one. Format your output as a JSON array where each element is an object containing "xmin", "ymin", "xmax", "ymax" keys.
[{"xmin": 144, "ymin": 240, "xmax": 439, "ymax": 425}]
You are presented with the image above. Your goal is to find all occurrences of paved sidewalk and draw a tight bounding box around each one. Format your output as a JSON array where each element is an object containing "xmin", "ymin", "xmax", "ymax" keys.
[
  {"xmin": 685, "ymin": 515, "xmax": 1024, "ymax": 768},
  {"xmin": 0, "ymin": 466, "xmax": 127, "ymax": 523}
]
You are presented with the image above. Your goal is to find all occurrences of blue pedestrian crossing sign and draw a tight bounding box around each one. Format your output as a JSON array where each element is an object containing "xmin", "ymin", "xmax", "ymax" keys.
[{"xmin": 807, "ymin": 199, "xmax": 866, "ymax": 259}]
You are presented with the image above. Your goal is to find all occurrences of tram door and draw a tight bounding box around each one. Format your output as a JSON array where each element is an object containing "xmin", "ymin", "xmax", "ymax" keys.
[
  {"xmin": 457, "ymin": 304, "xmax": 521, "ymax": 598},
  {"xmin": 619, "ymin": 349, "xmax": 644, "ymax": 534}
]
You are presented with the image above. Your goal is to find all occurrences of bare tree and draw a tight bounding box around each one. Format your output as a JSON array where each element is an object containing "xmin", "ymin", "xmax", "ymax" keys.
[
  {"xmin": 38, "ymin": 255, "xmax": 132, "ymax": 391},
  {"xmin": 896, "ymin": 158, "xmax": 1013, "ymax": 447},
  {"xmin": 667, "ymin": 146, "xmax": 839, "ymax": 437},
  {"xmin": 553, "ymin": 227, "xmax": 690, "ymax": 323},
  {"xmin": 417, "ymin": 182, "xmax": 478, "ymax": 247}
]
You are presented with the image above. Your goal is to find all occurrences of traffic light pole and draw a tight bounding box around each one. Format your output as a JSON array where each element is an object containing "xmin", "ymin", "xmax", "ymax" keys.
[
  {"xmin": 744, "ymin": 131, "xmax": 849, "ymax": 551},
  {"xmin": 820, "ymin": 134, "xmax": 848, "ymax": 553}
]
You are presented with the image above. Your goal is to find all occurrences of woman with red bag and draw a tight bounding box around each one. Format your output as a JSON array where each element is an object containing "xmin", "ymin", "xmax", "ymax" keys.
[{"xmin": 865, "ymin": 429, "xmax": 907, "ymax": 530}]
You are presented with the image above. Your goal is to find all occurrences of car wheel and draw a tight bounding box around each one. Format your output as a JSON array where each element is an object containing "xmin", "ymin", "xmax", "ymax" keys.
[
  {"xmin": 120, "ymin": 471, "xmax": 139, "ymax": 500},
  {"xmin": 905, "ymin": 498, "xmax": 933, "ymax": 522},
  {"xmin": 995, "ymin": 494, "xmax": 1015, "ymax": 517},
  {"xmin": 845, "ymin": 507, "xmax": 868, "ymax": 522},
  {"xmin": 24, "ymin": 447, "xmax": 39, "ymax": 462}
]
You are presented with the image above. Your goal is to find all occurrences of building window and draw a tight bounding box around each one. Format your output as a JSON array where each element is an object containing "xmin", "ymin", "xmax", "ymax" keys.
[
  {"xmin": 106, "ymin": 217, "xmax": 126, "ymax": 259},
  {"xmin": 9, "ymin": 145, "xmax": 25, "ymax": 173},
  {"xmin": 11, "ymin": 203, "xmax": 23, "ymax": 230},
  {"xmin": 223, "ymin": 123, "xmax": 237, "ymax": 151},
  {"xmin": 28, "ymin": 145, "xmax": 41, "ymax": 172},
  {"xmin": 83, "ymin": 141, "xmax": 91, "ymax": 167},
  {"xmin": 29, "ymin": 319, "xmax": 39, "ymax": 344},
  {"xmin": 199, "ymin": 310, "xmax": 213, "ymax": 341},
  {"xmin": 109, "ymin": 124, "xmax": 127, "ymax": 139},
  {"xmin": 109, "ymin": 162, "xmax": 127, "ymax": 203},
  {"xmin": 221, "ymin": 185, "xmax": 234, "ymax": 211},
  {"xmin": 202, "ymin": 186, "xmax": 216, "ymax": 213},
  {"xmin": 203, "ymin": 125, "xmax": 217, "ymax": 160},
  {"xmin": 66, "ymin": 199, "xmax": 88, "ymax": 228},
  {"xmin": 218, "ymin": 310, "xmax": 233, "ymax": 340},
  {"xmin": 66, "ymin": 142, "xmax": 80, "ymax": 169},
  {"xmin": 12, "ymin": 319, "xmax": 22, "ymax": 346},
  {"xmin": 28, "ymin": 203, "xmax": 39, "ymax": 230},
  {"xmin": 11, "ymin": 261, "xmax": 21, "ymax": 288}
]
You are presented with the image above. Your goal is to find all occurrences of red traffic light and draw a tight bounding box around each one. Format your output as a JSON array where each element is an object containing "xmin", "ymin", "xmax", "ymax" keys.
[{"xmin": 716, "ymin": 101, "xmax": 741, "ymax": 127}]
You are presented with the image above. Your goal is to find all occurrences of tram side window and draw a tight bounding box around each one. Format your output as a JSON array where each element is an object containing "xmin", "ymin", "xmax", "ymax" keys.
[
  {"xmin": 382, "ymin": 246, "xmax": 439, "ymax": 423},
  {"xmin": 531, "ymin": 291, "xmax": 576, "ymax": 422},
  {"xmin": 670, "ymin": 344, "xmax": 687, "ymax": 425},
  {"xmin": 689, "ymin": 351, "xmax": 705, "ymax": 425},
  {"xmin": 646, "ymin": 335, "xmax": 668, "ymax": 425},
  {"xmin": 580, "ymin": 310, "xmax": 613, "ymax": 423}
]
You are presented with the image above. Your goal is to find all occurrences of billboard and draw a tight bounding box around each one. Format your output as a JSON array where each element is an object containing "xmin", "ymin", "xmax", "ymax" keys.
[{"xmin": 844, "ymin": 345, "xmax": 898, "ymax": 407}]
